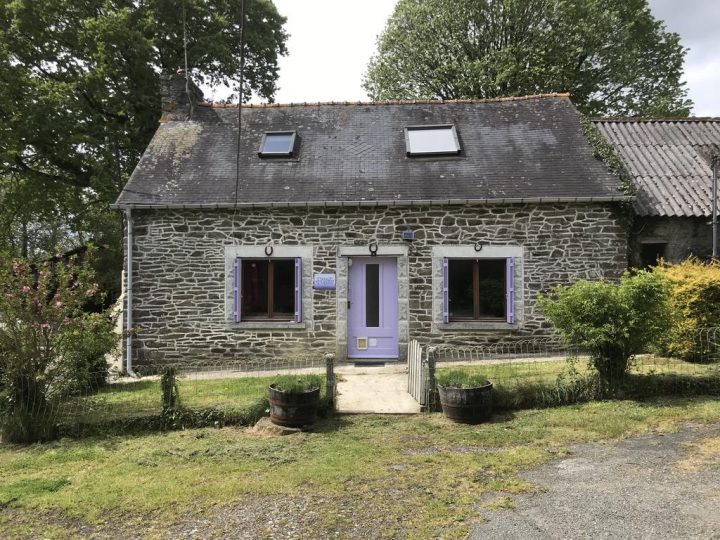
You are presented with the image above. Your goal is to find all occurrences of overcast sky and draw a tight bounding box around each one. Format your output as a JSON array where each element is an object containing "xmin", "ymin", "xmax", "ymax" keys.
[{"xmin": 214, "ymin": 0, "xmax": 719, "ymax": 116}]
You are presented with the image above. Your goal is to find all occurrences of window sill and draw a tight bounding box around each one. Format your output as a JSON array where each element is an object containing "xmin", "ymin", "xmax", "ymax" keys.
[
  {"xmin": 440, "ymin": 321, "xmax": 519, "ymax": 332},
  {"xmin": 226, "ymin": 321, "xmax": 307, "ymax": 331}
]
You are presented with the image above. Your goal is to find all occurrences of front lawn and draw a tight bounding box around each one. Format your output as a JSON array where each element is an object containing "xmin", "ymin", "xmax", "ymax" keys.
[
  {"xmin": 2, "ymin": 397, "xmax": 720, "ymax": 538},
  {"xmin": 58, "ymin": 374, "xmax": 317, "ymax": 425},
  {"xmin": 437, "ymin": 355, "xmax": 720, "ymax": 387}
]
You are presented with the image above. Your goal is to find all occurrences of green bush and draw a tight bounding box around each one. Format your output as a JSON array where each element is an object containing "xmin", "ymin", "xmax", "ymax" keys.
[
  {"xmin": 160, "ymin": 367, "xmax": 180, "ymax": 413},
  {"xmin": 49, "ymin": 313, "xmax": 115, "ymax": 398},
  {"xmin": 436, "ymin": 369, "xmax": 489, "ymax": 388},
  {"xmin": 655, "ymin": 258, "xmax": 720, "ymax": 361},
  {"xmin": 538, "ymin": 271, "xmax": 673, "ymax": 382},
  {"xmin": 0, "ymin": 252, "xmax": 116, "ymax": 443},
  {"xmin": 271, "ymin": 374, "xmax": 323, "ymax": 394}
]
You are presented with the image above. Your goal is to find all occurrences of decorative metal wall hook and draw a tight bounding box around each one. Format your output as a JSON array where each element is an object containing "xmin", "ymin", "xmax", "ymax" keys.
[
  {"xmin": 474, "ymin": 242, "xmax": 484, "ymax": 252},
  {"xmin": 264, "ymin": 245, "xmax": 274, "ymax": 257},
  {"xmin": 368, "ymin": 241, "xmax": 379, "ymax": 256}
]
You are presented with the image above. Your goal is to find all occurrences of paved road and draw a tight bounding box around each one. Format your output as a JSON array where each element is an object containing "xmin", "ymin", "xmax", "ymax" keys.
[{"xmin": 473, "ymin": 424, "xmax": 720, "ymax": 539}]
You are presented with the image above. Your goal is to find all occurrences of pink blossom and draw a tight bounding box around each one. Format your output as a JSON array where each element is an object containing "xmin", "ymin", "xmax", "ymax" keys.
[
  {"xmin": 85, "ymin": 285, "xmax": 98, "ymax": 297},
  {"xmin": 55, "ymin": 301, "xmax": 64, "ymax": 309},
  {"xmin": 41, "ymin": 322, "xmax": 50, "ymax": 329},
  {"xmin": 4, "ymin": 293, "xmax": 13, "ymax": 299},
  {"xmin": 43, "ymin": 261, "xmax": 49, "ymax": 267},
  {"xmin": 21, "ymin": 285, "xmax": 30, "ymax": 293}
]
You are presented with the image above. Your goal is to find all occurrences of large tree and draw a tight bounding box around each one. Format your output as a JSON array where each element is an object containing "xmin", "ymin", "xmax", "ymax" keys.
[
  {"xmin": 363, "ymin": 0, "xmax": 692, "ymax": 117},
  {"xmin": 0, "ymin": 0, "xmax": 288, "ymax": 301}
]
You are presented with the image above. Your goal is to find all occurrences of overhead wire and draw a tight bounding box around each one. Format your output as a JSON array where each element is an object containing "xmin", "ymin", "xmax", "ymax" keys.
[{"xmin": 233, "ymin": 0, "xmax": 247, "ymax": 239}]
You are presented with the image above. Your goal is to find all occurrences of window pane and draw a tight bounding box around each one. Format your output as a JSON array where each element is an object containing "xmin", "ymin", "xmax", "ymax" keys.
[
  {"xmin": 406, "ymin": 126, "xmax": 459, "ymax": 155},
  {"xmin": 478, "ymin": 259, "xmax": 506, "ymax": 318},
  {"xmin": 365, "ymin": 264, "xmax": 380, "ymax": 327},
  {"xmin": 241, "ymin": 260, "xmax": 268, "ymax": 317},
  {"xmin": 448, "ymin": 260, "xmax": 474, "ymax": 319},
  {"xmin": 261, "ymin": 133, "xmax": 294, "ymax": 154},
  {"xmin": 273, "ymin": 260, "xmax": 295, "ymax": 317}
]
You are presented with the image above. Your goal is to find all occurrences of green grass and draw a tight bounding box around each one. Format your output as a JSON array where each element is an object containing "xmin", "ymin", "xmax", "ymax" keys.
[
  {"xmin": 2, "ymin": 397, "xmax": 720, "ymax": 538},
  {"xmin": 58, "ymin": 374, "xmax": 322, "ymax": 425},
  {"xmin": 436, "ymin": 356, "xmax": 720, "ymax": 413},
  {"xmin": 438, "ymin": 355, "xmax": 720, "ymax": 389}
]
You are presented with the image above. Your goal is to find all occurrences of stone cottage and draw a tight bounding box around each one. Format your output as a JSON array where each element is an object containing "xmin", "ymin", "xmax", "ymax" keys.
[
  {"xmin": 113, "ymin": 78, "xmax": 628, "ymax": 369},
  {"xmin": 594, "ymin": 118, "xmax": 720, "ymax": 267}
]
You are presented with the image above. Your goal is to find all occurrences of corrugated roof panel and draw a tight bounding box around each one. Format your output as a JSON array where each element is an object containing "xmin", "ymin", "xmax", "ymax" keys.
[{"xmin": 594, "ymin": 119, "xmax": 720, "ymax": 217}]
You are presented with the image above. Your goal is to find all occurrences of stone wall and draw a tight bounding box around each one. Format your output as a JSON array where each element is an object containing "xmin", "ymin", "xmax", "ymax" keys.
[
  {"xmin": 127, "ymin": 203, "xmax": 627, "ymax": 367},
  {"xmin": 629, "ymin": 216, "xmax": 712, "ymax": 266}
]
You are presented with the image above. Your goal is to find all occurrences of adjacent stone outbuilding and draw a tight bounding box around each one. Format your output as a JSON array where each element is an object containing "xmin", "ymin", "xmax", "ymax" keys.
[
  {"xmin": 115, "ymin": 80, "xmax": 628, "ymax": 369},
  {"xmin": 594, "ymin": 118, "xmax": 720, "ymax": 266}
]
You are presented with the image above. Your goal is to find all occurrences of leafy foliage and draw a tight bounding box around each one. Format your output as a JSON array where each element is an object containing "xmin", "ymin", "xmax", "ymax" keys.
[
  {"xmin": 655, "ymin": 258, "xmax": 720, "ymax": 361},
  {"xmin": 0, "ymin": 252, "xmax": 116, "ymax": 442},
  {"xmin": 364, "ymin": 0, "xmax": 692, "ymax": 117},
  {"xmin": 0, "ymin": 0, "xmax": 288, "ymax": 299},
  {"xmin": 161, "ymin": 367, "xmax": 180, "ymax": 414},
  {"xmin": 271, "ymin": 375, "xmax": 323, "ymax": 394},
  {"xmin": 436, "ymin": 369, "xmax": 489, "ymax": 388},
  {"xmin": 538, "ymin": 271, "xmax": 673, "ymax": 381}
]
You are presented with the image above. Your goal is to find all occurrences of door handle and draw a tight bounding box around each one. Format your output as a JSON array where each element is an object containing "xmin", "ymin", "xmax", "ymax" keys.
[{"xmin": 347, "ymin": 300, "xmax": 351, "ymax": 309}]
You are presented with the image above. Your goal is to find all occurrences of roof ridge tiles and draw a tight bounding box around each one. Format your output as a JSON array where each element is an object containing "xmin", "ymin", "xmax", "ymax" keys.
[{"xmin": 195, "ymin": 92, "xmax": 571, "ymax": 110}]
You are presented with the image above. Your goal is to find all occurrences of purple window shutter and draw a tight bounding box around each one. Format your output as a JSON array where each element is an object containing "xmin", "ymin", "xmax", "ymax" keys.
[
  {"xmin": 294, "ymin": 257, "xmax": 302, "ymax": 323},
  {"xmin": 233, "ymin": 258, "xmax": 241, "ymax": 322},
  {"xmin": 506, "ymin": 257, "xmax": 515, "ymax": 324},
  {"xmin": 442, "ymin": 257, "xmax": 449, "ymax": 323}
]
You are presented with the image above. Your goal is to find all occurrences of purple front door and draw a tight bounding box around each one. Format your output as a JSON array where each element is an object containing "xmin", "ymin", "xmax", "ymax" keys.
[{"xmin": 347, "ymin": 257, "xmax": 399, "ymax": 359}]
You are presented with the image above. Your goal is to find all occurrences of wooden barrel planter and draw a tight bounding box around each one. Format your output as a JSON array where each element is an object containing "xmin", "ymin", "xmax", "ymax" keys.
[
  {"xmin": 438, "ymin": 382, "xmax": 493, "ymax": 424},
  {"xmin": 268, "ymin": 384, "xmax": 321, "ymax": 428}
]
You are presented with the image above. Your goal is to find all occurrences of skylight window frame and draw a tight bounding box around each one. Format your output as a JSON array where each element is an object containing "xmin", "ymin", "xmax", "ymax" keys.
[
  {"xmin": 258, "ymin": 130, "xmax": 297, "ymax": 158},
  {"xmin": 404, "ymin": 124, "xmax": 461, "ymax": 157}
]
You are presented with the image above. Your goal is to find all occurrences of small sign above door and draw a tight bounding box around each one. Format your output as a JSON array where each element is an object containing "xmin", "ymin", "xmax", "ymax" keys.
[{"xmin": 313, "ymin": 273, "xmax": 336, "ymax": 290}]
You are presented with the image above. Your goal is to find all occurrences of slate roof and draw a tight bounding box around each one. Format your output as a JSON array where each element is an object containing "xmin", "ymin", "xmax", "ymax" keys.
[
  {"xmin": 115, "ymin": 94, "xmax": 625, "ymax": 209},
  {"xmin": 593, "ymin": 118, "xmax": 720, "ymax": 217}
]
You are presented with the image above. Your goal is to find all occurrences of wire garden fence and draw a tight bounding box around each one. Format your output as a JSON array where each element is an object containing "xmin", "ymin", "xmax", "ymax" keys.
[
  {"xmin": 4, "ymin": 330, "xmax": 720, "ymax": 442},
  {"xmin": 3, "ymin": 355, "xmax": 335, "ymax": 440},
  {"xmin": 422, "ymin": 329, "xmax": 720, "ymax": 413}
]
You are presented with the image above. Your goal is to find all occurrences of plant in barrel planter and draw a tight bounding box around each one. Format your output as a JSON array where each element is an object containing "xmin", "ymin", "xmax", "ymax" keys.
[
  {"xmin": 268, "ymin": 375, "xmax": 323, "ymax": 428},
  {"xmin": 436, "ymin": 370, "xmax": 493, "ymax": 424}
]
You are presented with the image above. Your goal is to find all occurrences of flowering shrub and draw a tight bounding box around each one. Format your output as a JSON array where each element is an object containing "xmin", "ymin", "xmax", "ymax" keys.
[
  {"xmin": 0, "ymin": 251, "xmax": 116, "ymax": 443},
  {"xmin": 655, "ymin": 258, "xmax": 720, "ymax": 361}
]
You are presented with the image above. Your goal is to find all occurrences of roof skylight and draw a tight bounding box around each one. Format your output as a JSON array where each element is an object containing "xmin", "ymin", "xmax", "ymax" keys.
[
  {"xmin": 258, "ymin": 131, "xmax": 297, "ymax": 157},
  {"xmin": 404, "ymin": 125, "xmax": 461, "ymax": 156}
]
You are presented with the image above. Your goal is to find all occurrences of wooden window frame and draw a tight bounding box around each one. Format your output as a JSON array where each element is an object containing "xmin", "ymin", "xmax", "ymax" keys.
[
  {"xmin": 241, "ymin": 259, "xmax": 294, "ymax": 321},
  {"xmin": 447, "ymin": 258, "xmax": 507, "ymax": 322}
]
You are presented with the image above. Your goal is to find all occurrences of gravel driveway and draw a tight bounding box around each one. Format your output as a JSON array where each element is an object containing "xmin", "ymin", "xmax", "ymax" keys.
[{"xmin": 473, "ymin": 423, "xmax": 720, "ymax": 539}]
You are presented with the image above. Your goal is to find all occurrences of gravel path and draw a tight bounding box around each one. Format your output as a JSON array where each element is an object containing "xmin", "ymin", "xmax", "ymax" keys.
[{"xmin": 473, "ymin": 423, "xmax": 720, "ymax": 539}]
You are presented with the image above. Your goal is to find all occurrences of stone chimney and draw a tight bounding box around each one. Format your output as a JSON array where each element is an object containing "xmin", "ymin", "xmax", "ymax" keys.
[{"xmin": 160, "ymin": 70, "xmax": 204, "ymax": 122}]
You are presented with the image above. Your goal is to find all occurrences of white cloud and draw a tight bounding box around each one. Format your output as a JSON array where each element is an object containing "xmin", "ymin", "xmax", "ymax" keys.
[{"xmin": 260, "ymin": 0, "xmax": 396, "ymax": 104}]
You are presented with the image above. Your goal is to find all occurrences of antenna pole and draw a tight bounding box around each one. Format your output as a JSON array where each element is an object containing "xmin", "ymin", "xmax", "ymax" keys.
[
  {"xmin": 713, "ymin": 153, "xmax": 718, "ymax": 259},
  {"xmin": 182, "ymin": 0, "xmax": 191, "ymax": 117},
  {"xmin": 234, "ymin": 0, "xmax": 246, "ymax": 211}
]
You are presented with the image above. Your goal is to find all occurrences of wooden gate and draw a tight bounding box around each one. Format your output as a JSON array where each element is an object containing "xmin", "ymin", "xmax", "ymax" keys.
[{"xmin": 407, "ymin": 339, "xmax": 431, "ymax": 407}]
